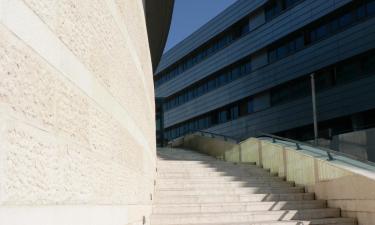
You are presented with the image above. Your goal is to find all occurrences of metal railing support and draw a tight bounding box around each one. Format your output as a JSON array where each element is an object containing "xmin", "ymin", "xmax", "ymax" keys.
[{"xmin": 327, "ymin": 151, "xmax": 334, "ymax": 161}]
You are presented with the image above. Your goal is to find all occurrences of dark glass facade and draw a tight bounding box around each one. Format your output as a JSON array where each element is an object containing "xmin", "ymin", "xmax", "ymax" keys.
[
  {"xmin": 164, "ymin": 51, "xmax": 375, "ymax": 140},
  {"xmin": 155, "ymin": 0, "xmax": 375, "ymax": 160},
  {"xmin": 154, "ymin": 0, "xmax": 306, "ymax": 87}
]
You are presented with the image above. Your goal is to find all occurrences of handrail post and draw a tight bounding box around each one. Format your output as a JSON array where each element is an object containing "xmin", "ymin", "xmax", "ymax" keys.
[{"xmin": 326, "ymin": 151, "xmax": 334, "ymax": 161}]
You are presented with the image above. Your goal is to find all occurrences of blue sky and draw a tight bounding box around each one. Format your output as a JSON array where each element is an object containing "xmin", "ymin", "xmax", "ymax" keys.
[{"xmin": 164, "ymin": 0, "xmax": 237, "ymax": 52}]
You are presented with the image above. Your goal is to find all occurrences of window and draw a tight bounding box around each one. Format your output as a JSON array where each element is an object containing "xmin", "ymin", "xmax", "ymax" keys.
[
  {"xmin": 208, "ymin": 79, "xmax": 216, "ymax": 91},
  {"xmin": 198, "ymin": 118, "xmax": 204, "ymax": 129},
  {"xmin": 247, "ymin": 99, "xmax": 254, "ymax": 114},
  {"xmin": 356, "ymin": 5, "xmax": 366, "ymax": 20},
  {"xmin": 192, "ymin": 88, "xmax": 198, "ymax": 98},
  {"xmin": 367, "ymin": 0, "xmax": 375, "ymax": 16},
  {"xmin": 271, "ymin": 86, "xmax": 290, "ymax": 105},
  {"xmin": 336, "ymin": 61, "xmax": 361, "ymax": 84},
  {"xmin": 196, "ymin": 85, "xmax": 202, "ymax": 96},
  {"xmin": 239, "ymin": 100, "xmax": 248, "ymax": 116},
  {"xmin": 285, "ymin": 0, "xmax": 300, "ymax": 8},
  {"xmin": 241, "ymin": 23, "xmax": 250, "ymax": 36},
  {"xmin": 269, "ymin": 49, "xmax": 277, "ymax": 62},
  {"xmin": 315, "ymin": 24, "xmax": 329, "ymax": 40},
  {"xmin": 188, "ymin": 91, "xmax": 194, "ymax": 100},
  {"xmin": 253, "ymin": 92, "xmax": 271, "ymax": 112},
  {"xmin": 245, "ymin": 61, "xmax": 252, "ymax": 74},
  {"xmin": 363, "ymin": 55, "xmax": 375, "ymax": 75},
  {"xmin": 211, "ymin": 113, "xmax": 218, "ymax": 125},
  {"xmin": 277, "ymin": 44, "xmax": 289, "ymax": 59},
  {"xmin": 265, "ymin": 0, "xmax": 283, "ymax": 21},
  {"xmin": 315, "ymin": 69, "xmax": 334, "ymax": 91},
  {"xmin": 230, "ymin": 106, "xmax": 239, "ymax": 120},
  {"xmin": 330, "ymin": 18, "xmax": 340, "ymax": 33},
  {"xmin": 339, "ymin": 12, "xmax": 353, "ymax": 28},
  {"xmin": 231, "ymin": 67, "xmax": 241, "ymax": 80},
  {"xmin": 219, "ymin": 73, "xmax": 228, "ymax": 86},
  {"xmin": 295, "ymin": 35, "xmax": 304, "ymax": 50},
  {"xmin": 287, "ymin": 40, "xmax": 296, "ymax": 53},
  {"xmin": 218, "ymin": 110, "xmax": 228, "ymax": 123},
  {"xmin": 289, "ymin": 78, "xmax": 310, "ymax": 99}
]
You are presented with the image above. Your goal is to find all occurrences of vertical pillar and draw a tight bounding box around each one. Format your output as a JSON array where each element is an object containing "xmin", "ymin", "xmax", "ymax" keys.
[
  {"xmin": 311, "ymin": 73, "xmax": 319, "ymax": 145},
  {"xmin": 258, "ymin": 140, "xmax": 263, "ymax": 167},
  {"xmin": 282, "ymin": 147, "xmax": 288, "ymax": 179}
]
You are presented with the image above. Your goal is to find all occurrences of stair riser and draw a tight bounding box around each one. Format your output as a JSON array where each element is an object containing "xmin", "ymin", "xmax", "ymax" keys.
[
  {"xmin": 158, "ymin": 168, "xmax": 270, "ymax": 174},
  {"xmin": 157, "ymin": 169, "xmax": 268, "ymax": 175},
  {"xmin": 156, "ymin": 182, "xmax": 294, "ymax": 189},
  {"xmin": 151, "ymin": 209, "xmax": 340, "ymax": 225},
  {"xmin": 155, "ymin": 193, "xmax": 315, "ymax": 204},
  {"xmin": 155, "ymin": 187, "xmax": 304, "ymax": 196},
  {"xmin": 157, "ymin": 164, "xmax": 263, "ymax": 169},
  {"xmin": 157, "ymin": 164, "xmax": 269, "ymax": 172},
  {"xmin": 156, "ymin": 167, "xmax": 262, "ymax": 172},
  {"xmin": 151, "ymin": 221, "xmax": 355, "ymax": 225},
  {"xmin": 157, "ymin": 176, "xmax": 282, "ymax": 183},
  {"xmin": 158, "ymin": 174, "xmax": 272, "ymax": 179},
  {"xmin": 157, "ymin": 165, "xmax": 266, "ymax": 170},
  {"xmin": 152, "ymin": 202, "xmax": 327, "ymax": 214}
]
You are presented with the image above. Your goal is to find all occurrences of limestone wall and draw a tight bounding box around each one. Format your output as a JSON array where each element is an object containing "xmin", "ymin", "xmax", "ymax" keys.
[{"xmin": 0, "ymin": 0, "xmax": 156, "ymax": 224}]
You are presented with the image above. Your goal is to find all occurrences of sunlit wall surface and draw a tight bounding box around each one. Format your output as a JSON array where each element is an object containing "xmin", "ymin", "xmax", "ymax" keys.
[{"xmin": 0, "ymin": 0, "xmax": 171, "ymax": 224}]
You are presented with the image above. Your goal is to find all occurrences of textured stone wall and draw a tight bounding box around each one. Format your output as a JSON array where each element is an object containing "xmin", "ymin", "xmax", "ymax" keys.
[{"xmin": 0, "ymin": 0, "xmax": 156, "ymax": 224}]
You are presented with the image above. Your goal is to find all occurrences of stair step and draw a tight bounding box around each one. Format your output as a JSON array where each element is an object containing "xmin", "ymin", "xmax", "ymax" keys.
[
  {"xmin": 157, "ymin": 163, "xmax": 266, "ymax": 170},
  {"xmin": 156, "ymin": 186, "xmax": 304, "ymax": 196},
  {"xmin": 157, "ymin": 168, "xmax": 270, "ymax": 175},
  {"xmin": 158, "ymin": 173, "xmax": 272, "ymax": 179},
  {"xmin": 150, "ymin": 208, "xmax": 341, "ymax": 224},
  {"xmin": 157, "ymin": 162, "xmax": 261, "ymax": 169},
  {"xmin": 155, "ymin": 193, "xmax": 315, "ymax": 204},
  {"xmin": 153, "ymin": 148, "xmax": 356, "ymax": 225},
  {"xmin": 156, "ymin": 180, "xmax": 294, "ymax": 189},
  {"xmin": 151, "ymin": 217, "xmax": 356, "ymax": 225},
  {"xmin": 157, "ymin": 175, "xmax": 284, "ymax": 183},
  {"xmin": 152, "ymin": 200, "xmax": 327, "ymax": 214}
]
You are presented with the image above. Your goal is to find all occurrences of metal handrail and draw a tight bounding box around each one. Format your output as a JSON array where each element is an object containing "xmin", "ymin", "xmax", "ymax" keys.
[
  {"xmin": 255, "ymin": 132, "xmax": 334, "ymax": 161},
  {"xmin": 167, "ymin": 130, "xmax": 239, "ymax": 145},
  {"xmin": 194, "ymin": 130, "xmax": 239, "ymax": 143},
  {"xmin": 256, "ymin": 132, "xmax": 375, "ymax": 166},
  {"xmin": 167, "ymin": 130, "xmax": 375, "ymax": 166}
]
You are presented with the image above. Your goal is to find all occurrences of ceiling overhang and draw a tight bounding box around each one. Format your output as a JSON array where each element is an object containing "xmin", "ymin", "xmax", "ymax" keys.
[{"xmin": 144, "ymin": 0, "xmax": 174, "ymax": 71}]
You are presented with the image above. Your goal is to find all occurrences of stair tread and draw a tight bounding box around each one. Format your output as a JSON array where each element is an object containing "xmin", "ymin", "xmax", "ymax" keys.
[
  {"xmin": 153, "ymin": 200, "xmax": 326, "ymax": 206},
  {"xmin": 152, "ymin": 148, "xmax": 356, "ymax": 225},
  {"xmin": 151, "ymin": 217, "xmax": 356, "ymax": 225},
  {"xmin": 151, "ymin": 207, "xmax": 339, "ymax": 215}
]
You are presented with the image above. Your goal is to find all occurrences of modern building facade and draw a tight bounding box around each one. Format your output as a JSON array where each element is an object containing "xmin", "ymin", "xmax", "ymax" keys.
[
  {"xmin": 0, "ymin": 0, "xmax": 172, "ymax": 224},
  {"xmin": 155, "ymin": 0, "xmax": 375, "ymax": 161}
]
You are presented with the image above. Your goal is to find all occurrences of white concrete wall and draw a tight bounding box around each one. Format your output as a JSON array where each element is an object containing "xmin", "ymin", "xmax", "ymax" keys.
[{"xmin": 0, "ymin": 0, "xmax": 156, "ymax": 224}]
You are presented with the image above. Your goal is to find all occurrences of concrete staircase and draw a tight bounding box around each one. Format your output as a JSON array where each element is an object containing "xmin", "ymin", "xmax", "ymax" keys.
[{"xmin": 151, "ymin": 148, "xmax": 357, "ymax": 225}]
